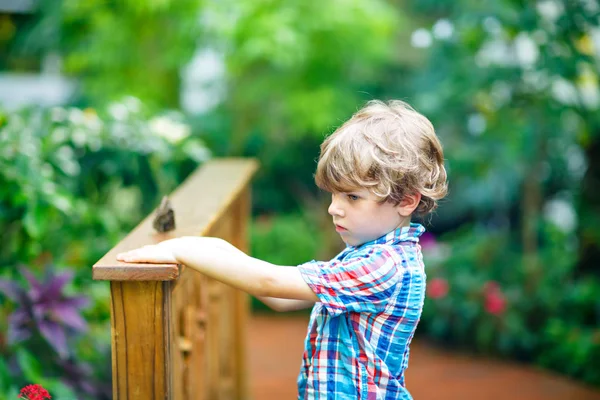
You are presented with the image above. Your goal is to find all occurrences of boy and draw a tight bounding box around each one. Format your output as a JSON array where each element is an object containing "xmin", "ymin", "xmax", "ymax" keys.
[{"xmin": 117, "ymin": 99, "xmax": 448, "ymax": 399}]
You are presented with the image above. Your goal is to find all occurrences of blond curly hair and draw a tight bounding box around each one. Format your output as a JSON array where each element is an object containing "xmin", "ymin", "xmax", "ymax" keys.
[{"xmin": 315, "ymin": 99, "xmax": 448, "ymax": 215}]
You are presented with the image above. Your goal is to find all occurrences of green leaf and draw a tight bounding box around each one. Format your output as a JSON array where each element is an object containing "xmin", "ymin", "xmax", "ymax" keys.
[
  {"xmin": 23, "ymin": 202, "xmax": 48, "ymax": 239},
  {"xmin": 15, "ymin": 348, "xmax": 44, "ymax": 383}
]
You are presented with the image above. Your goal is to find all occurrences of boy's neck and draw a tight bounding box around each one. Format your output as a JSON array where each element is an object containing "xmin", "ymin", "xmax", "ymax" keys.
[{"xmin": 395, "ymin": 217, "xmax": 412, "ymax": 230}]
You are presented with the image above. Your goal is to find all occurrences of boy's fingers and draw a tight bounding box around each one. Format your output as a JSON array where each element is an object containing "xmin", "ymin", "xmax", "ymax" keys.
[
  {"xmin": 117, "ymin": 246, "xmax": 178, "ymax": 264},
  {"xmin": 116, "ymin": 247, "xmax": 173, "ymax": 264},
  {"xmin": 117, "ymin": 249, "xmax": 140, "ymax": 262}
]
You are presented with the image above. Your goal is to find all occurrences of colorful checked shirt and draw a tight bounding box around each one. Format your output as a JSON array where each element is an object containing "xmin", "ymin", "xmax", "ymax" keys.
[{"xmin": 297, "ymin": 223, "xmax": 426, "ymax": 400}]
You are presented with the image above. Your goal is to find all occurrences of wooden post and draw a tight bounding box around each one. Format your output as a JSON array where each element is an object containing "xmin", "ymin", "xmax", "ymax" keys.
[
  {"xmin": 93, "ymin": 158, "xmax": 258, "ymax": 400},
  {"xmin": 110, "ymin": 281, "xmax": 173, "ymax": 399}
]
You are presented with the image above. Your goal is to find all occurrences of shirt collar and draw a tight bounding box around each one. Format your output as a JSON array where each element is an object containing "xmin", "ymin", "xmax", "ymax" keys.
[{"xmin": 350, "ymin": 222, "xmax": 425, "ymax": 250}]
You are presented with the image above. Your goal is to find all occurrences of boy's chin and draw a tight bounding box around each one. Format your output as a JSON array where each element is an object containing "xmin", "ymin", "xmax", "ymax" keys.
[
  {"xmin": 342, "ymin": 237, "xmax": 367, "ymax": 247},
  {"xmin": 342, "ymin": 232, "xmax": 388, "ymax": 247}
]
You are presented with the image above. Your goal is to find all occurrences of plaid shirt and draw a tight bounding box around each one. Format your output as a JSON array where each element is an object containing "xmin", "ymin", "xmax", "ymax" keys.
[{"xmin": 297, "ymin": 223, "xmax": 426, "ymax": 400}]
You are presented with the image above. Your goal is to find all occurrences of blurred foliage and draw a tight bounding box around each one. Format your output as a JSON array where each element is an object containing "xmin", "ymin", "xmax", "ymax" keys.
[
  {"xmin": 196, "ymin": 0, "xmax": 402, "ymax": 213},
  {"xmin": 204, "ymin": 0, "xmax": 399, "ymax": 142},
  {"xmin": 421, "ymin": 223, "xmax": 600, "ymax": 385},
  {"xmin": 0, "ymin": 13, "xmax": 41, "ymax": 71},
  {"xmin": 0, "ymin": 98, "xmax": 209, "ymax": 398},
  {"xmin": 405, "ymin": 0, "xmax": 599, "ymax": 228},
  {"xmin": 4, "ymin": 0, "xmax": 402, "ymax": 213},
  {"xmin": 3, "ymin": 0, "xmax": 202, "ymax": 108},
  {"xmin": 0, "ymin": 97, "xmax": 207, "ymax": 266}
]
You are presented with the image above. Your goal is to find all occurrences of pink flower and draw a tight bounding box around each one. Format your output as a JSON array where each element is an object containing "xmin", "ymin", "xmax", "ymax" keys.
[
  {"xmin": 18, "ymin": 384, "xmax": 51, "ymax": 400},
  {"xmin": 483, "ymin": 281, "xmax": 507, "ymax": 316},
  {"xmin": 427, "ymin": 278, "xmax": 449, "ymax": 299}
]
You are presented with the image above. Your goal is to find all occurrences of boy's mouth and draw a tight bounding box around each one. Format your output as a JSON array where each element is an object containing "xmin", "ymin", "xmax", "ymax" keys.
[{"xmin": 335, "ymin": 224, "xmax": 347, "ymax": 232}]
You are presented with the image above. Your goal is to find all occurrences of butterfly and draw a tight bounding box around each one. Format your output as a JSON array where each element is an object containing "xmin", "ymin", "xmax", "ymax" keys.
[{"xmin": 152, "ymin": 196, "xmax": 176, "ymax": 233}]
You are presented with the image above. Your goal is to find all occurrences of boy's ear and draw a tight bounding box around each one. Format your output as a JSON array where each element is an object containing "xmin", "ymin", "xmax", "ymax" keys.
[{"xmin": 396, "ymin": 193, "xmax": 422, "ymax": 217}]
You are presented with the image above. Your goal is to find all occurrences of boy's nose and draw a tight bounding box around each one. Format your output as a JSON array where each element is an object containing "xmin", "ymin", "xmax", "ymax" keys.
[{"xmin": 328, "ymin": 200, "xmax": 345, "ymax": 217}]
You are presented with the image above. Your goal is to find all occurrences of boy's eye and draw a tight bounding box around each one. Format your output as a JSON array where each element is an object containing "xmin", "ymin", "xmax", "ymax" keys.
[{"xmin": 348, "ymin": 194, "xmax": 359, "ymax": 201}]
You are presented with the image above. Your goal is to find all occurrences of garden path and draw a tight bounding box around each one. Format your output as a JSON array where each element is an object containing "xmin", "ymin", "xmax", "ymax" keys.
[{"xmin": 248, "ymin": 313, "xmax": 600, "ymax": 400}]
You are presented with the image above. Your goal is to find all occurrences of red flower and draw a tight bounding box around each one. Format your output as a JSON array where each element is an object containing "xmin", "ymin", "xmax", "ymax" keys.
[
  {"xmin": 427, "ymin": 278, "xmax": 449, "ymax": 299},
  {"xmin": 483, "ymin": 281, "xmax": 507, "ymax": 316},
  {"xmin": 18, "ymin": 384, "xmax": 51, "ymax": 400}
]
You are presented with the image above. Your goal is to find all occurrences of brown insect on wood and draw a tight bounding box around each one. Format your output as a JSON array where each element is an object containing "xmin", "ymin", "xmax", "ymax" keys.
[{"xmin": 153, "ymin": 195, "xmax": 176, "ymax": 233}]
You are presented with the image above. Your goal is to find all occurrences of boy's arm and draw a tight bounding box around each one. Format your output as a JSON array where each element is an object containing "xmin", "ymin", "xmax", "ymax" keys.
[
  {"xmin": 206, "ymin": 238, "xmax": 315, "ymax": 311},
  {"xmin": 255, "ymin": 297, "xmax": 315, "ymax": 312},
  {"xmin": 116, "ymin": 236, "xmax": 319, "ymax": 302}
]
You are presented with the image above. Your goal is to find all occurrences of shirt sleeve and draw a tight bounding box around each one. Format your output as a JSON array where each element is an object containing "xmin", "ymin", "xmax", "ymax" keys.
[{"xmin": 297, "ymin": 246, "xmax": 401, "ymax": 316}]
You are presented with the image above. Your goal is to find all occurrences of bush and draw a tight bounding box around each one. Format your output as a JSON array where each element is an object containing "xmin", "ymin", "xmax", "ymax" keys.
[
  {"xmin": 420, "ymin": 223, "xmax": 600, "ymax": 386},
  {"xmin": 0, "ymin": 98, "xmax": 209, "ymax": 398}
]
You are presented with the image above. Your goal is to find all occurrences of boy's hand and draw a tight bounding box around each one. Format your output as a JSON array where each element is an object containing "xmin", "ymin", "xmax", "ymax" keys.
[{"xmin": 116, "ymin": 242, "xmax": 178, "ymax": 264}]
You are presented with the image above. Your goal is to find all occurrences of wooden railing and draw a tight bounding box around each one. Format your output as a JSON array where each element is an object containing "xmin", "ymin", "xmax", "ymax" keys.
[{"xmin": 93, "ymin": 158, "xmax": 258, "ymax": 400}]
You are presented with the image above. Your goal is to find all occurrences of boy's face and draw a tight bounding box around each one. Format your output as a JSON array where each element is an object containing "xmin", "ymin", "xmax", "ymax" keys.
[{"xmin": 328, "ymin": 189, "xmax": 409, "ymax": 247}]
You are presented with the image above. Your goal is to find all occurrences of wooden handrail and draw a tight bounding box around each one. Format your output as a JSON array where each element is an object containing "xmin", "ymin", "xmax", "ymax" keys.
[{"xmin": 93, "ymin": 158, "xmax": 258, "ymax": 400}]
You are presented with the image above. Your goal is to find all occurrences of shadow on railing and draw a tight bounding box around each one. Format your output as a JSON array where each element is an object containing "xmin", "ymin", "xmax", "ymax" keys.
[{"xmin": 93, "ymin": 158, "xmax": 258, "ymax": 400}]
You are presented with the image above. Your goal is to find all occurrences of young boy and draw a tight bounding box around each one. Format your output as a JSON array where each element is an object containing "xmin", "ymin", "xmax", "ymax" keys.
[{"xmin": 117, "ymin": 99, "xmax": 448, "ymax": 399}]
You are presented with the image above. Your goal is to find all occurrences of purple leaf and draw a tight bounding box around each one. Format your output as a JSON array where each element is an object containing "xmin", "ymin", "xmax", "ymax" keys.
[
  {"xmin": 7, "ymin": 310, "xmax": 32, "ymax": 344},
  {"xmin": 61, "ymin": 295, "xmax": 90, "ymax": 309},
  {"xmin": 20, "ymin": 268, "xmax": 43, "ymax": 299},
  {"xmin": 80, "ymin": 381, "xmax": 97, "ymax": 395},
  {"xmin": 53, "ymin": 303, "xmax": 88, "ymax": 332},
  {"xmin": 58, "ymin": 359, "xmax": 97, "ymax": 395},
  {"xmin": 0, "ymin": 279, "xmax": 24, "ymax": 302},
  {"xmin": 32, "ymin": 302, "xmax": 49, "ymax": 321},
  {"xmin": 7, "ymin": 324, "xmax": 32, "ymax": 345},
  {"xmin": 9, "ymin": 308, "xmax": 31, "ymax": 325},
  {"xmin": 39, "ymin": 270, "xmax": 74, "ymax": 302},
  {"xmin": 38, "ymin": 319, "xmax": 69, "ymax": 358},
  {"xmin": 5, "ymin": 266, "xmax": 89, "ymax": 354}
]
